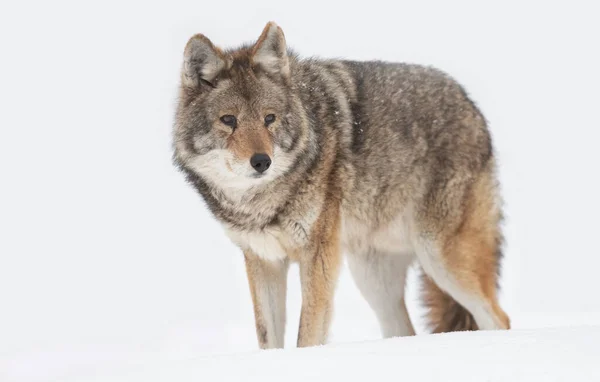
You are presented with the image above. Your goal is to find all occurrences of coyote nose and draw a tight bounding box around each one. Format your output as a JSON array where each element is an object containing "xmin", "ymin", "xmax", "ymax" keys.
[{"xmin": 250, "ymin": 153, "xmax": 271, "ymax": 174}]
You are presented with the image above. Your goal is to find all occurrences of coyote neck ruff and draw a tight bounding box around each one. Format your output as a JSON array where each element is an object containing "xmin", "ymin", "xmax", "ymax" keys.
[{"xmin": 173, "ymin": 22, "xmax": 510, "ymax": 349}]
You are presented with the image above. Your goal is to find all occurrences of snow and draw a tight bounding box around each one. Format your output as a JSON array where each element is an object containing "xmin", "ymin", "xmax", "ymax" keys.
[
  {"xmin": 60, "ymin": 327, "xmax": 600, "ymax": 381},
  {"xmin": 1, "ymin": 0, "xmax": 600, "ymax": 381}
]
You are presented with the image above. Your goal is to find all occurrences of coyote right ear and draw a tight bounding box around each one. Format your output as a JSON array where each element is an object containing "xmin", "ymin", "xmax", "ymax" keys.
[
  {"xmin": 182, "ymin": 34, "xmax": 228, "ymax": 88},
  {"xmin": 251, "ymin": 22, "xmax": 290, "ymax": 81}
]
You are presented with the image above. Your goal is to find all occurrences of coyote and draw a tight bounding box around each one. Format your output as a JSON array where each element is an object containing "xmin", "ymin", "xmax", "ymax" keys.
[{"xmin": 173, "ymin": 22, "xmax": 510, "ymax": 349}]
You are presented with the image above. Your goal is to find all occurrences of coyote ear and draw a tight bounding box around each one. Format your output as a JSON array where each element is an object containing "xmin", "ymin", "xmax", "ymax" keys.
[
  {"xmin": 182, "ymin": 34, "xmax": 228, "ymax": 88},
  {"xmin": 252, "ymin": 22, "xmax": 290, "ymax": 80}
]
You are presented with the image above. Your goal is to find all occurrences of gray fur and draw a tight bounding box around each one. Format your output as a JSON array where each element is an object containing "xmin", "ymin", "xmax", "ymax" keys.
[{"xmin": 174, "ymin": 55, "xmax": 493, "ymax": 236}]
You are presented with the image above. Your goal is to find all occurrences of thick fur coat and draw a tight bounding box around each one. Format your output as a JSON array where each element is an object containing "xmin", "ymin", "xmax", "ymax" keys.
[{"xmin": 173, "ymin": 22, "xmax": 510, "ymax": 348}]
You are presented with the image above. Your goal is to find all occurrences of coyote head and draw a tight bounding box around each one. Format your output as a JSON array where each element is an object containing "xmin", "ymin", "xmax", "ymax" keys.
[{"xmin": 173, "ymin": 22, "xmax": 306, "ymax": 194}]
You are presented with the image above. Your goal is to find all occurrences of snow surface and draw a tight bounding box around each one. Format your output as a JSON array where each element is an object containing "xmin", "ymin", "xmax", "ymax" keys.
[
  {"xmin": 1, "ymin": 0, "xmax": 600, "ymax": 381},
  {"xmin": 62, "ymin": 327, "xmax": 600, "ymax": 381}
]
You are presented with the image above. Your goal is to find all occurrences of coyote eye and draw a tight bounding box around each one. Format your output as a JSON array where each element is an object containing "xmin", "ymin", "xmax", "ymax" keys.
[
  {"xmin": 220, "ymin": 115, "xmax": 237, "ymax": 128},
  {"xmin": 264, "ymin": 114, "xmax": 276, "ymax": 126}
]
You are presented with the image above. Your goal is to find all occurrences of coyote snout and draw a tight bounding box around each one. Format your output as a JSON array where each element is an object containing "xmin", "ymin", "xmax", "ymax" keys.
[{"xmin": 226, "ymin": 119, "xmax": 275, "ymax": 177}]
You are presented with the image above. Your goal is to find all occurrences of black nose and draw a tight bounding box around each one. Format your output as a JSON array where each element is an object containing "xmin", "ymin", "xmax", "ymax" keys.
[{"xmin": 250, "ymin": 153, "xmax": 271, "ymax": 174}]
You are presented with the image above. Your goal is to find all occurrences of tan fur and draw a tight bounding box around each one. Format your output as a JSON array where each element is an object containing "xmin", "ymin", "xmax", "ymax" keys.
[
  {"xmin": 227, "ymin": 123, "xmax": 274, "ymax": 160},
  {"xmin": 243, "ymin": 187, "xmax": 342, "ymax": 348},
  {"xmin": 297, "ymin": 194, "xmax": 342, "ymax": 347},
  {"xmin": 421, "ymin": 163, "xmax": 510, "ymax": 332}
]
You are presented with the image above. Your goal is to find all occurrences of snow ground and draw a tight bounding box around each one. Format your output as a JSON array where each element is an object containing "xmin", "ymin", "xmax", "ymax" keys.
[
  {"xmin": 1, "ymin": 0, "xmax": 600, "ymax": 381},
  {"xmin": 59, "ymin": 327, "xmax": 600, "ymax": 382}
]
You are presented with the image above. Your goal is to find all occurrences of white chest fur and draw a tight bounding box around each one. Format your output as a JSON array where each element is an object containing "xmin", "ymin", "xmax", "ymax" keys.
[{"xmin": 224, "ymin": 226, "xmax": 290, "ymax": 261}]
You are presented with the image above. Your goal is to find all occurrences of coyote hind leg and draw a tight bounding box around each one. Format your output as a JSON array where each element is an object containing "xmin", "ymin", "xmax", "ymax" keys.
[{"xmin": 347, "ymin": 250, "xmax": 415, "ymax": 337}]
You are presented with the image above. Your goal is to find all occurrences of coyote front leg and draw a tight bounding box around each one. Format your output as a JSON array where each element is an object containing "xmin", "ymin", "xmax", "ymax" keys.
[
  {"xmin": 244, "ymin": 251, "xmax": 289, "ymax": 349},
  {"xmin": 297, "ymin": 203, "xmax": 342, "ymax": 347}
]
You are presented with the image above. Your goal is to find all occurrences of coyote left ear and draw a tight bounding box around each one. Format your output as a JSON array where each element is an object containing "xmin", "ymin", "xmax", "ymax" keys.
[
  {"xmin": 252, "ymin": 22, "xmax": 290, "ymax": 81},
  {"xmin": 182, "ymin": 34, "xmax": 228, "ymax": 88}
]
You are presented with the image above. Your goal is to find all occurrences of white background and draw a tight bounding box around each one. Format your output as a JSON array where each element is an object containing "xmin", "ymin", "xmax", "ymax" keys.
[{"xmin": 1, "ymin": 1, "xmax": 599, "ymax": 380}]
